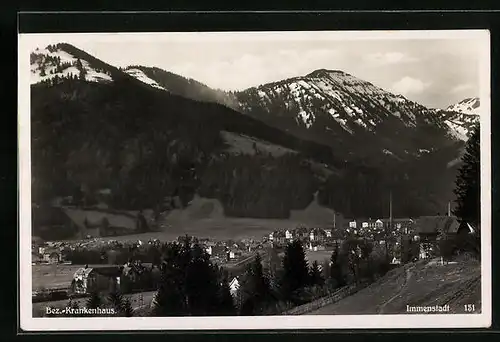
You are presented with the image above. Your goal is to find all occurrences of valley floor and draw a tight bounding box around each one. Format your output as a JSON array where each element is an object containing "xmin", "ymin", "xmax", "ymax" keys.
[{"xmin": 94, "ymin": 217, "xmax": 317, "ymax": 243}]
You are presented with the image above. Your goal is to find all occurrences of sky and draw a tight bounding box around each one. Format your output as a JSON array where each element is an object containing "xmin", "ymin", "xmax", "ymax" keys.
[{"xmin": 22, "ymin": 31, "xmax": 488, "ymax": 109}]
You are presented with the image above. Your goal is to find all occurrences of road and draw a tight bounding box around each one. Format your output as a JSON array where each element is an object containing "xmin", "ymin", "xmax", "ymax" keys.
[{"xmin": 375, "ymin": 265, "xmax": 414, "ymax": 313}]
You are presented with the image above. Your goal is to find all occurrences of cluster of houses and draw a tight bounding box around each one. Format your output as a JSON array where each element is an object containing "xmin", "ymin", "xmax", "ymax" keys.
[
  {"xmin": 32, "ymin": 214, "xmax": 476, "ymax": 267},
  {"xmin": 264, "ymin": 217, "xmax": 415, "ymax": 251},
  {"xmin": 31, "ymin": 214, "xmax": 478, "ymax": 304},
  {"xmin": 265, "ymin": 226, "xmax": 334, "ymax": 251},
  {"xmin": 201, "ymin": 238, "xmax": 263, "ymax": 262},
  {"xmin": 31, "ymin": 236, "xmax": 159, "ymax": 265},
  {"xmin": 264, "ymin": 215, "xmax": 476, "ymax": 260}
]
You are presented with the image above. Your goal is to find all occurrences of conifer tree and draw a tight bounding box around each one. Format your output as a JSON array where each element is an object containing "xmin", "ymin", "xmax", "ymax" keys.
[
  {"xmin": 281, "ymin": 240, "xmax": 309, "ymax": 299},
  {"xmin": 184, "ymin": 244, "xmax": 220, "ymax": 315},
  {"xmin": 330, "ymin": 243, "xmax": 345, "ymax": 288},
  {"xmin": 453, "ymin": 125, "xmax": 480, "ymax": 232},
  {"xmin": 239, "ymin": 254, "xmax": 272, "ymax": 315},
  {"xmin": 152, "ymin": 262, "xmax": 185, "ymax": 316}
]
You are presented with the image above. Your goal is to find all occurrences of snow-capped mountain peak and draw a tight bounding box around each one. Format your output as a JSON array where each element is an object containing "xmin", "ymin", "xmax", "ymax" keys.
[
  {"xmin": 30, "ymin": 43, "xmax": 114, "ymax": 85},
  {"xmin": 237, "ymin": 68, "xmax": 445, "ymax": 139},
  {"xmin": 233, "ymin": 68, "xmax": 457, "ymax": 162},
  {"xmin": 441, "ymin": 97, "xmax": 480, "ymax": 141},
  {"xmin": 446, "ymin": 97, "xmax": 480, "ymax": 115}
]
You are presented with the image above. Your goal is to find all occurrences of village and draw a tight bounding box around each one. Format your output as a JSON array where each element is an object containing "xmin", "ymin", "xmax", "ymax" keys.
[{"xmin": 31, "ymin": 211, "xmax": 476, "ymax": 310}]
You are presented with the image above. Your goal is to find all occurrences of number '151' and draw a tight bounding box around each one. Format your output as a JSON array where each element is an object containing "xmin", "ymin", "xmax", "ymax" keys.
[{"xmin": 464, "ymin": 304, "xmax": 475, "ymax": 312}]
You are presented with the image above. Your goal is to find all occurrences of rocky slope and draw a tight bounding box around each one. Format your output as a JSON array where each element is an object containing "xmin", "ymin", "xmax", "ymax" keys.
[
  {"xmin": 440, "ymin": 97, "xmax": 481, "ymax": 140},
  {"xmin": 234, "ymin": 69, "xmax": 462, "ymax": 165}
]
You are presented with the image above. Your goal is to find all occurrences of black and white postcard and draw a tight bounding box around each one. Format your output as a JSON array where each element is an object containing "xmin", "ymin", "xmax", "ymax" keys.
[{"xmin": 18, "ymin": 30, "xmax": 491, "ymax": 330}]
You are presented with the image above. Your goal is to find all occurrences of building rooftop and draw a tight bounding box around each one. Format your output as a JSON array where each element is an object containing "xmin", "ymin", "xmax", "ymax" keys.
[{"xmin": 416, "ymin": 216, "xmax": 461, "ymax": 235}]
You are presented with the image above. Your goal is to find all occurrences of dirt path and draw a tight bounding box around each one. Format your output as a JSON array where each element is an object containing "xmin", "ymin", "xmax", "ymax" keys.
[{"xmin": 376, "ymin": 265, "xmax": 413, "ymax": 314}]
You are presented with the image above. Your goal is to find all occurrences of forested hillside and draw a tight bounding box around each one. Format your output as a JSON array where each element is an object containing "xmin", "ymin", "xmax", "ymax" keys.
[{"xmin": 30, "ymin": 43, "xmax": 466, "ymax": 222}]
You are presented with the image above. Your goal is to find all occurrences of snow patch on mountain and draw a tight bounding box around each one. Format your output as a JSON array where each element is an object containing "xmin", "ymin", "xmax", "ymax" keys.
[
  {"xmin": 124, "ymin": 68, "xmax": 166, "ymax": 90},
  {"xmin": 30, "ymin": 45, "xmax": 113, "ymax": 85},
  {"xmin": 298, "ymin": 109, "xmax": 315, "ymax": 128},
  {"xmin": 444, "ymin": 120, "xmax": 469, "ymax": 141},
  {"xmin": 441, "ymin": 97, "xmax": 480, "ymax": 140},
  {"xmin": 237, "ymin": 69, "xmax": 451, "ymax": 146}
]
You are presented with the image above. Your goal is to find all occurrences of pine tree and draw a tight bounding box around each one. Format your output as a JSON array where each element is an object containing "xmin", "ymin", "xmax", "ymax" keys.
[
  {"xmin": 281, "ymin": 240, "xmax": 309, "ymax": 299},
  {"xmin": 76, "ymin": 58, "xmax": 86, "ymax": 80},
  {"xmin": 152, "ymin": 246, "xmax": 186, "ymax": 316},
  {"xmin": 239, "ymin": 254, "xmax": 272, "ymax": 315},
  {"xmin": 453, "ymin": 125, "xmax": 480, "ymax": 231},
  {"xmin": 153, "ymin": 269, "xmax": 185, "ymax": 316},
  {"xmin": 184, "ymin": 244, "xmax": 220, "ymax": 315},
  {"xmin": 330, "ymin": 243, "xmax": 345, "ymax": 288}
]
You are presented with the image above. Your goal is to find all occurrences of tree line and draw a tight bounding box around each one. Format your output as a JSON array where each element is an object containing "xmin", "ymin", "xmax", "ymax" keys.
[{"xmin": 47, "ymin": 235, "xmax": 393, "ymax": 317}]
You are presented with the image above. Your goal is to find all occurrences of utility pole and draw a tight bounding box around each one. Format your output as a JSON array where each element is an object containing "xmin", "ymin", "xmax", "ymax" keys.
[{"xmin": 448, "ymin": 201, "xmax": 451, "ymax": 217}]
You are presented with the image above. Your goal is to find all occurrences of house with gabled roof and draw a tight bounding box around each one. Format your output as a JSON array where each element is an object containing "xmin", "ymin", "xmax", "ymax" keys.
[
  {"xmin": 415, "ymin": 216, "xmax": 470, "ymax": 259},
  {"xmin": 41, "ymin": 248, "xmax": 61, "ymax": 264},
  {"xmin": 229, "ymin": 277, "xmax": 240, "ymax": 297},
  {"xmin": 71, "ymin": 265, "xmax": 122, "ymax": 294},
  {"xmin": 416, "ymin": 216, "xmax": 462, "ymax": 241}
]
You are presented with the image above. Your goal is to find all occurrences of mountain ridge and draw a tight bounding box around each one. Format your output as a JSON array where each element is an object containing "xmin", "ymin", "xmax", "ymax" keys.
[{"xmin": 29, "ymin": 43, "xmax": 465, "ymax": 232}]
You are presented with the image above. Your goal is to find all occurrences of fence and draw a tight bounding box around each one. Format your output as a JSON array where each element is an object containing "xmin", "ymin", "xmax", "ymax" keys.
[{"xmin": 281, "ymin": 282, "xmax": 367, "ymax": 315}]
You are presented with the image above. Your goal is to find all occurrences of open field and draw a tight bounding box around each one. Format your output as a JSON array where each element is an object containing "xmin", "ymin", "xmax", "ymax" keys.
[
  {"xmin": 305, "ymin": 250, "xmax": 332, "ymax": 265},
  {"xmin": 32, "ymin": 290, "xmax": 157, "ymax": 317},
  {"xmin": 41, "ymin": 195, "xmax": 338, "ymax": 244},
  {"xmin": 102, "ymin": 194, "xmax": 336, "ymax": 242},
  {"xmin": 95, "ymin": 217, "xmax": 311, "ymax": 243},
  {"xmin": 306, "ymin": 259, "xmax": 481, "ymax": 315}
]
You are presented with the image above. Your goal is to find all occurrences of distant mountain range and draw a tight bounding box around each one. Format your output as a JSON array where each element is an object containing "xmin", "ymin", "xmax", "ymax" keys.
[
  {"xmin": 440, "ymin": 98, "xmax": 481, "ymax": 141},
  {"xmin": 29, "ymin": 43, "xmax": 478, "ymax": 230}
]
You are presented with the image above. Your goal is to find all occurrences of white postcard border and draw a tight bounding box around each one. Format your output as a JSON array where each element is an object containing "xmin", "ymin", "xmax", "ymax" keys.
[{"xmin": 18, "ymin": 29, "xmax": 492, "ymax": 331}]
